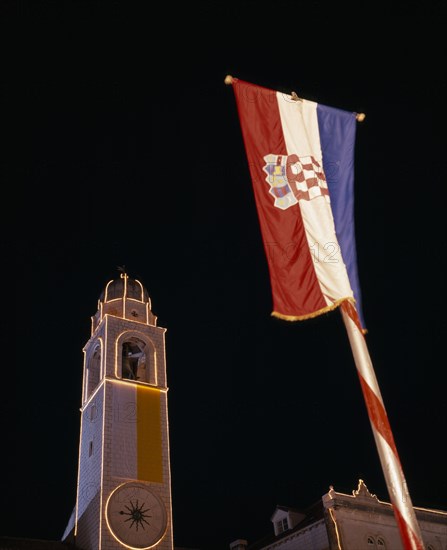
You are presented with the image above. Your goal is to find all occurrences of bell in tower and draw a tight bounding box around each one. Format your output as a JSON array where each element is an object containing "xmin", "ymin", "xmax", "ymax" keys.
[{"xmin": 63, "ymin": 272, "xmax": 174, "ymax": 550}]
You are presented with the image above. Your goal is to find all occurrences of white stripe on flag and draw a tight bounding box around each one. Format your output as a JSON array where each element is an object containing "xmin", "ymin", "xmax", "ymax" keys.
[{"xmin": 276, "ymin": 94, "xmax": 354, "ymax": 306}]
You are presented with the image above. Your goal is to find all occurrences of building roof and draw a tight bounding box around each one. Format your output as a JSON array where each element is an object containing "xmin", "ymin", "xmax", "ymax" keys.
[
  {"xmin": 244, "ymin": 480, "xmax": 447, "ymax": 550},
  {"xmin": 0, "ymin": 538, "xmax": 77, "ymax": 550},
  {"xmin": 248, "ymin": 499, "xmax": 326, "ymax": 550}
]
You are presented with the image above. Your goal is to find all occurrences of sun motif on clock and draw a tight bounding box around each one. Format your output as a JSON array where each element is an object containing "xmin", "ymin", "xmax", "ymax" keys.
[
  {"xmin": 119, "ymin": 497, "xmax": 154, "ymax": 531},
  {"xmin": 106, "ymin": 482, "xmax": 167, "ymax": 548}
]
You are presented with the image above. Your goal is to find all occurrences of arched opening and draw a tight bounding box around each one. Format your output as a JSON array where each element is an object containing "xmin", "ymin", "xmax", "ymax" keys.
[
  {"xmin": 86, "ymin": 342, "xmax": 101, "ymax": 399},
  {"xmin": 121, "ymin": 336, "xmax": 154, "ymax": 383},
  {"xmin": 367, "ymin": 536, "xmax": 387, "ymax": 549}
]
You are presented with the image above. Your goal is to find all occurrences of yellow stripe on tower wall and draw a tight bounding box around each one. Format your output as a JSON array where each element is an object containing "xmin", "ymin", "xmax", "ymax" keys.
[{"xmin": 137, "ymin": 385, "xmax": 163, "ymax": 482}]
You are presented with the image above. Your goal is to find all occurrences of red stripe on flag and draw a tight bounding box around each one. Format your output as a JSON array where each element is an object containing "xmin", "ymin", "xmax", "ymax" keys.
[{"xmin": 233, "ymin": 80, "xmax": 326, "ymax": 318}]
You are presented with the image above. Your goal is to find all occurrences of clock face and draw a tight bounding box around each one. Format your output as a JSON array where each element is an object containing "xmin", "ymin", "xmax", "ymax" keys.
[{"xmin": 106, "ymin": 482, "xmax": 167, "ymax": 549}]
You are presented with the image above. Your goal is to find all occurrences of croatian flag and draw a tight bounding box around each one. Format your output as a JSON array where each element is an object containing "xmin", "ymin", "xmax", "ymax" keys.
[{"xmin": 232, "ymin": 78, "xmax": 366, "ymax": 331}]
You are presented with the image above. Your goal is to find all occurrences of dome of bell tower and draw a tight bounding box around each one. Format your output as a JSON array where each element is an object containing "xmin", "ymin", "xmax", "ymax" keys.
[
  {"xmin": 100, "ymin": 275, "xmax": 151, "ymax": 304},
  {"xmin": 91, "ymin": 272, "xmax": 157, "ymax": 333}
]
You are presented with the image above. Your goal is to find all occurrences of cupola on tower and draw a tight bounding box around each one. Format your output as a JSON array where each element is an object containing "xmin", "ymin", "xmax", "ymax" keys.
[{"xmin": 64, "ymin": 273, "xmax": 173, "ymax": 550}]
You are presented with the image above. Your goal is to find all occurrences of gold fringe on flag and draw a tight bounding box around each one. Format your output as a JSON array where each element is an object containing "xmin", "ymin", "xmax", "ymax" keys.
[{"xmin": 272, "ymin": 298, "xmax": 368, "ymax": 334}]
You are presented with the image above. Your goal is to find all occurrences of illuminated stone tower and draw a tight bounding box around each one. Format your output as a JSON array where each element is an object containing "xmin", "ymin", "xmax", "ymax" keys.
[{"xmin": 72, "ymin": 273, "xmax": 173, "ymax": 550}]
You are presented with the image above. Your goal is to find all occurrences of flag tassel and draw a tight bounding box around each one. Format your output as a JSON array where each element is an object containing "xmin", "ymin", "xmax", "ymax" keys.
[
  {"xmin": 340, "ymin": 301, "xmax": 425, "ymax": 550},
  {"xmin": 224, "ymin": 75, "xmax": 366, "ymax": 121}
]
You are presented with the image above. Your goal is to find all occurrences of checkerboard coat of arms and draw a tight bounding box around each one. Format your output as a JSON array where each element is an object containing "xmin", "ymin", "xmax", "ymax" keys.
[{"xmin": 263, "ymin": 153, "xmax": 330, "ymax": 210}]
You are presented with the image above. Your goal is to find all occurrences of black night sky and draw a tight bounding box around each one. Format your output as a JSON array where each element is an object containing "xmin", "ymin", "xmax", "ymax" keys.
[{"xmin": 3, "ymin": 3, "xmax": 447, "ymax": 549}]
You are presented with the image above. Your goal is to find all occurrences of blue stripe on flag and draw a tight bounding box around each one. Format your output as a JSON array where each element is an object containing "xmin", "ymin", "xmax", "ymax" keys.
[{"xmin": 317, "ymin": 104, "xmax": 366, "ymax": 330}]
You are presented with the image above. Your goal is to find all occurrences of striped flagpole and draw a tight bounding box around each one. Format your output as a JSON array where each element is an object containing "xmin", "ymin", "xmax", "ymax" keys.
[{"xmin": 340, "ymin": 300, "xmax": 425, "ymax": 550}]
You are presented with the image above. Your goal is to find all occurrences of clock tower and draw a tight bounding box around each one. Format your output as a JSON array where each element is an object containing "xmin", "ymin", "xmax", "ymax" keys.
[{"xmin": 71, "ymin": 273, "xmax": 174, "ymax": 549}]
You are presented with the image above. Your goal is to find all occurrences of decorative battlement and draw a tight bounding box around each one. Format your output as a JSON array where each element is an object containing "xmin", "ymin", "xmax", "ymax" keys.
[{"xmin": 352, "ymin": 479, "xmax": 379, "ymax": 501}]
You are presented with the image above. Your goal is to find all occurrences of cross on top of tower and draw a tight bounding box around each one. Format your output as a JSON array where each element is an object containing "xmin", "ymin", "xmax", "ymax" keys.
[{"xmin": 117, "ymin": 265, "xmax": 127, "ymax": 278}]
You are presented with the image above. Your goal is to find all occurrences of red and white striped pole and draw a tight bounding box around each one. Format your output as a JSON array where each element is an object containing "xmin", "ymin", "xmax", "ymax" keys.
[{"xmin": 340, "ymin": 300, "xmax": 425, "ymax": 550}]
